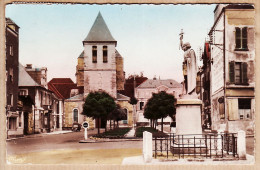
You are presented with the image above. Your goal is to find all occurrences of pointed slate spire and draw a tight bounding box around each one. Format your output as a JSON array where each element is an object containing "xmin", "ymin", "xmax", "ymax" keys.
[{"xmin": 83, "ymin": 12, "xmax": 117, "ymax": 44}]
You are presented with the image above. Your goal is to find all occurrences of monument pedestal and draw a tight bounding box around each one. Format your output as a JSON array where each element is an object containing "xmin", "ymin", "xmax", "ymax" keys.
[{"xmin": 176, "ymin": 95, "xmax": 202, "ymax": 135}]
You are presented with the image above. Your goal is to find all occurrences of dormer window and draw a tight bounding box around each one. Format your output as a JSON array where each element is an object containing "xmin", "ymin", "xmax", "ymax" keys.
[
  {"xmin": 92, "ymin": 46, "xmax": 97, "ymax": 63},
  {"xmin": 103, "ymin": 46, "xmax": 108, "ymax": 63}
]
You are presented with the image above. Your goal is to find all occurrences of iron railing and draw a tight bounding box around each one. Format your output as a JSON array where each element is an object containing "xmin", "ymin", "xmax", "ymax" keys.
[{"xmin": 153, "ymin": 133, "xmax": 237, "ymax": 159}]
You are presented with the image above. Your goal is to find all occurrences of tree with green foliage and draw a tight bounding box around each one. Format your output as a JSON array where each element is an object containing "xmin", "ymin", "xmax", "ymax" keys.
[
  {"xmin": 130, "ymin": 96, "xmax": 138, "ymax": 105},
  {"xmin": 144, "ymin": 91, "xmax": 176, "ymax": 132},
  {"xmin": 82, "ymin": 91, "xmax": 116, "ymax": 134},
  {"xmin": 107, "ymin": 104, "xmax": 127, "ymax": 129}
]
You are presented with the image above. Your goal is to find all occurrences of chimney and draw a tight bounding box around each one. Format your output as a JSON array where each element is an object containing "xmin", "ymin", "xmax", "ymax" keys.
[{"xmin": 26, "ymin": 64, "xmax": 32, "ymax": 69}]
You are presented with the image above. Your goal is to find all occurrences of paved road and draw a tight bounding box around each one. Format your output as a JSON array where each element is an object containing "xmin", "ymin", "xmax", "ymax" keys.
[
  {"xmin": 6, "ymin": 129, "xmax": 143, "ymax": 155},
  {"xmin": 6, "ymin": 128, "xmax": 254, "ymax": 156}
]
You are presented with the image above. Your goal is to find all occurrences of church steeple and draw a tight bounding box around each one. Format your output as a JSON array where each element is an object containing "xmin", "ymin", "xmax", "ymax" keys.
[{"xmin": 83, "ymin": 12, "xmax": 117, "ymax": 44}]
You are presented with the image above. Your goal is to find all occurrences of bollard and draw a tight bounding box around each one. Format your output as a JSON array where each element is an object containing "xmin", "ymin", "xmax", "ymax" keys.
[
  {"xmin": 84, "ymin": 128, "xmax": 88, "ymax": 140},
  {"xmin": 143, "ymin": 131, "xmax": 152, "ymax": 163},
  {"xmin": 237, "ymin": 130, "xmax": 246, "ymax": 159}
]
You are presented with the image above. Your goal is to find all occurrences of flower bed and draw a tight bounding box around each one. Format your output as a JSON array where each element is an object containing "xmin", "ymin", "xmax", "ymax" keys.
[
  {"xmin": 93, "ymin": 127, "xmax": 131, "ymax": 139},
  {"xmin": 135, "ymin": 127, "xmax": 168, "ymax": 138}
]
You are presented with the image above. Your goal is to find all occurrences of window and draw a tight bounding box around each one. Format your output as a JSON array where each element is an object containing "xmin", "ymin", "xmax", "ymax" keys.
[
  {"xmin": 103, "ymin": 46, "xmax": 108, "ymax": 63},
  {"xmin": 10, "ymin": 45, "xmax": 13, "ymax": 56},
  {"xmin": 40, "ymin": 91, "xmax": 43, "ymax": 106},
  {"xmin": 229, "ymin": 61, "xmax": 248, "ymax": 84},
  {"xmin": 219, "ymin": 102, "xmax": 225, "ymax": 119},
  {"xmin": 43, "ymin": 92, "xmax": 46, "ymax": 105},
  {"xmin": 92, "ymin": 46, "xmax": 97, "ymax": 63},
  {"xmin": 19, "ymin": 89, "xmax": 28, "ymax": 96},
  {"xmin": 19, "ymin": 112, "xmax": 22, "ymax": 127},
  {"xmin": 122, "ymin": 108, "xmax": 128, "ymax": 124},
  {"xmin": 235, "ymin": 27, "xmax": 248, "ymax": 50},
  {"xmin": 196, "ymin": 74, "xmax": 201, "ymax": 94},
  {"xmin": 9, "ymin": 94, "xmax": 13, "ymax": 106},
  {"xmin": 9, "ymin": 117, "xmax": 17, "ymax": 130},
  {"xmin": 73, "ymin": 109, "xmax": 78, "ymax": 123},
  {"xmin": 228, "ymin": 98, "xmax": 252, "ymax": 120},
  {"xmin": 238, "ymin": 99, "xmax": 251, "ymax": 120},
  {"xmin": 9, "ymin": 68, "xmax": 13, "ymax": 83},
  {"xmin": 140, "ymin": 102, "xmax": 144, "ymax": 110}
]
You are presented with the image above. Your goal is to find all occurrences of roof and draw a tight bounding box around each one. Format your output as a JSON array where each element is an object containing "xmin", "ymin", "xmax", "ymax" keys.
[
  {"xmin": 115, "ymin": 50, "xmax": 122, "ymax": 58},
  {"xmin": 117, "ymin": 93, "xmax": 130, "ymax": 101},
  {"xmin": 48, "ymin": 78, "xmax": 83, "ymax": 100},
  {"xmin": 78, "ymin": 51, "xmax": 84, "ymax": 58},
  {"xmin": 6, "ymin": 18, "xmax": 20, "ymax": 28},
  {"xmin": 83, "ymin": 12, "xmax": 116, "ymax": 43},
  {"xmin": 137, "ymin": 79, "xmax": 182, "ymax": 88},
  {"xmin": 49, "ymin": 78, "xmax": 74, "ymax": 84},
  {"xmin": 117, "ymin": 76, "xmax": 148, "ymax": 99},
  {"xmin": 66, "ymin": 93, "xmax": 84, "ymax": 101},
  {"xmin": 19, "ymin": 63, "xmax": 40, "ymax": 87}
]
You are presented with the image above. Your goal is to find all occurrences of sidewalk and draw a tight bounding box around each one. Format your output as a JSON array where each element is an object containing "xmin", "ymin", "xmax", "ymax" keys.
[
  {"xmin": 6, "ymin": 130, "xmax": 73, "ymax": 141},
  {"xmin": 125, "ymin": 127, "xmax": 135, "ymax": 138},
  {"xmin": 122, "ymin": 154, "xmax": 255, "ymax": 165}
]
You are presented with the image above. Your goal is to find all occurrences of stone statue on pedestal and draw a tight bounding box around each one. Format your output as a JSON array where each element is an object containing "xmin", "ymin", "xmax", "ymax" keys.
[{"xmin": 179, "ymin": 29, "xmax": 197, "ymax": 95}]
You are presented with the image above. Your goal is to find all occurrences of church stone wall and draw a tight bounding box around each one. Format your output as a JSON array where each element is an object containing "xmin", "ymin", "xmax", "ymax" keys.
[
  {"xmin": 76, "ymin": 57, "xmax": 84, "ymax": 87},
  {"xmin": 116, "ymin": 56, "xmax": 125, "ymax": 91},
  {"xmin": 84, "ymin": 71, "xmax": 117, "ymax": 98}
]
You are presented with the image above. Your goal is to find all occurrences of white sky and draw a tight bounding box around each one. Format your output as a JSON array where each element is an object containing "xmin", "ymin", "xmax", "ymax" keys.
[{"xmin": 6, "ymin": 4, "xmax": 216, "ymax": 83}]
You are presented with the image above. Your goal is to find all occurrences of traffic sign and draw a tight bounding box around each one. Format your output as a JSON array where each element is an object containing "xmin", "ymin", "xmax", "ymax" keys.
[{"xmin": 82, "ymin": 122, "xmax": 89, "ymax": 129}]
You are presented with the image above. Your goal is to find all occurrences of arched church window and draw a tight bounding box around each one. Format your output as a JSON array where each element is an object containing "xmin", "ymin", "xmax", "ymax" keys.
[
  {"xmin": 103, "ymin": 46, "xmax": 108, "ymax": 63},
  {"xmin": 73, "ymin": 109, "xmax": 78, "ymax": 123},
  {"xmin": 123, "ymin": 108, "xmax": 128, "ymax": 124},
  {"xmin": 92, "ymin": 46, "xmax": 97, "ymax": 63}
]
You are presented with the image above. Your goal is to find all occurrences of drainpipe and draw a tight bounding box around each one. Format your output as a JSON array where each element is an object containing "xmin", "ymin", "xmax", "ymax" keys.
[{"xmin": 223, "ymin": 10, "xmax": 226, "ymax": 124}]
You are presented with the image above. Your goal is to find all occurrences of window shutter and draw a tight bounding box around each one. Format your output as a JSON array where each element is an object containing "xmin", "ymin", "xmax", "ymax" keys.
[
  {"xmin": 235, "ymin": 27, "xmax": 241, "ymax": 49},
  {"xmin": 229, "ymin": 61, "xmax": 235, "ymax": 83},
  {"xmin": 242, "ymin": 62, "xmax": 248, "ymax": 84},
  {"xmin": 242, "ymin": 27, "xmax": 248, "ymax": 49},
  {"xmin": 219, "ymin": 102, "xmax": 225, "ymax": 119},
  {"xmin": 228, "ymin": 99, "xmax": 239, "ymax": 120}
]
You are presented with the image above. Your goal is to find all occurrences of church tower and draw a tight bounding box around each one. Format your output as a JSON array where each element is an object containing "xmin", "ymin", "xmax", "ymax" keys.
[{"xmin": 83, "ymin": 12, "xmax": 118, "ymax": 98}]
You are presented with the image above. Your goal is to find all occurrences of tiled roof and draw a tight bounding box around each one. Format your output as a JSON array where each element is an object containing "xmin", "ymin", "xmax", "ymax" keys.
[
  {"xmin": 117, "ymin": 76, "xmax": 148, "ymax": 99},
  {"xmin": 48, "ymin": 78, "xmax": 74, "ymax": 84},
  {"xmin": 48, "ymin": 78, "xmax": 83, "ymax": 100},
  {"xmin": 137, "ymin": 79, "xmax": 182, "ymax": 88},
  {"xmin": 117, "ymin": 93, "xmax": 130, "ymax": 101},
  {"xmin": 19, "ymin": 63, "xmax": 40, "ymax": 87},
  {"xmin": 83, "ymin": 12, "xmax": 116, "ymax": 43}
]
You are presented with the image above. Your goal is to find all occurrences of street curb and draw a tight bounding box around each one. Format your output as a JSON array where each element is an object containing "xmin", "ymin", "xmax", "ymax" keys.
[
  {"xmin": 79, "ymin": 138, "xmax": 143, "ymax": 143},
  {"xmin": 6, "ymin": 131, "xmax": 74, "ymax": 141}
]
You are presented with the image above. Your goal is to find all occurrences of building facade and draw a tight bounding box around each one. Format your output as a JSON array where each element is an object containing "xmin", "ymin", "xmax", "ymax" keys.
[
  {"xmin": 48, "ymin": 78, "xmax": 84, "ymax": 130},
  {"xmin": 135, "ymin": 79, "xmax": 182, "ymax": 124},
  {"xmin": 19, "ymin": 64, "xmax": 58, "ymax": 134},
  {"xmin": 6, "ymin": 18, "xmax": 21, "ymax": 137},
  {"xmin": 209, "ymin": 4, "xmax": 255, "ymax": 134},
  {"xmin": 199, "ymin": 42, "xmax": 212, "ymax": 130},
  {"xmin": 82, "ymin": 12, "xmax": 122, "ymax": 99},
  {"xmin": 74, "ymin": 12, "xmax": 132, "ymax": 128}
]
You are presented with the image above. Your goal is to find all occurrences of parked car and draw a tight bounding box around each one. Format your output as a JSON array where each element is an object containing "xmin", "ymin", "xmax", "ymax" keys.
[{"xmin": 72, "ymin": 122, "xmax": 81, "ymax": 132}]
